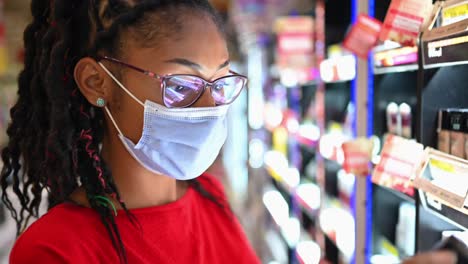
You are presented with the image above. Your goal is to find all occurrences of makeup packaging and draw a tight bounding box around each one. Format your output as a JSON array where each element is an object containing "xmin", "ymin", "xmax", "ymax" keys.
[
  {"xmin": 399, "ymin": 103, "xmax": 412, "ymax": 138},
  {"xmin": 450, "ymin": 110, "xmax": 465, "ymax": 159},
  {"xmin": 395, "ymin": 202, "xmax": 416, "ymax": 257},
  {"xmin": 438, "ymin": 109, "xmax": 451, "ymax": 153},
  {"xmin": 337, "ymin": 169, "xmax": 355, "ymax": 206},
  {"xmin": 386, "ymin": 102, "xmax": 400, "ymax": 135}
]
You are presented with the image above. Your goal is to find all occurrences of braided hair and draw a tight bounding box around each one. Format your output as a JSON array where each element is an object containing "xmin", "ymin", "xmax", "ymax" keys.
[{"xmin": 1, "ymin": 0, "xmax": 229, "ymax": 263}]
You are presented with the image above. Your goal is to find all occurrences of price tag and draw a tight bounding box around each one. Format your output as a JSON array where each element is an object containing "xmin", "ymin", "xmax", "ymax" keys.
[
  {"xmin": 275, "ymin": 16, "xmax": 316, "ymax": 84},
  {"xmin": 379, "ymin": 0, "xmax": 433, "ymax": 46},
  {"xmin": 342, "ymin": 138, "xmax": 374, "ymax": 177},
  {"xmin": 442, "ymin": 1, "xmax": 468, "ymax": 26},
  {"xmin": 414, "ymin": 148, "xmax": 468, "ymax": 212},
  {"xmin": 343, "ymin": 14, "xmax": 382, "ymax": 59},
  {"xmin": 422, "ymin": 16, "xmax": 468, "ymax": 67},
  {"xmin": 372, "ymin": 135, "xmax": 425, "ymax": 196}
]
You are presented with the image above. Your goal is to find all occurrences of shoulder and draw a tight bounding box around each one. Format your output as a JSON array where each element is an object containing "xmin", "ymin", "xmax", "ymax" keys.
[{"xmin": 10, "ymin": 203, "xmax": 101, "ymax": 263}]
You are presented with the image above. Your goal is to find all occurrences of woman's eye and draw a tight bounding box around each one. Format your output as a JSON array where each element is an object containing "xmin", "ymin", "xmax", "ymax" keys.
[
  {"xmin": 214, "ymin": 84, "xmax": 224, "ymax": 90},
  {"xmin": 175, "ymin": 86, "xmax": 186, "ymax": 92}
]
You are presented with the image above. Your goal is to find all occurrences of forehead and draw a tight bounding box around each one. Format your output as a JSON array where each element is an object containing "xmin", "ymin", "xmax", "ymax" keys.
[{"xmin": 121, "ymin": 14, "xmax": 228, "ymax": 72}]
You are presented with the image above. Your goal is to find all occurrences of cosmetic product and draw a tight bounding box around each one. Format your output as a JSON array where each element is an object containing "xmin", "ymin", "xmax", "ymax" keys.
[
  {"xmin": 450, "ymin": 110, "xmax": 465, "ymax": 158},
  {"xmin": 438, "ymin": 109, "xmax": 451, "ymax": 153},
  {"xmin": 399, "ymin": 103, "xmax": 412, "ymax": 138},
  {"xmin": 386, "ymin": 102, "xmax": 400, "ymax": 135},
  {"xmin": 464, "ymin": 111, "xmax": 468, "ymax": 159},
  {"xmin": 395, "ymin": 202, "xmax": 416, "ymax": 257}
]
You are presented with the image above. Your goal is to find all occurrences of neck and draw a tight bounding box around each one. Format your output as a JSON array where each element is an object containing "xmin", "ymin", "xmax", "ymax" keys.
[{"xmin": 99, "ymin": 130, "xmax": 188, "ymax": 210}]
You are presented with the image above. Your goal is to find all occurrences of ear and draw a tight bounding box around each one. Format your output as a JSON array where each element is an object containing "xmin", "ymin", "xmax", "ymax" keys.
[{"xmin": 74, "ymin": 57, "xmax": 111, "ymax": 107}]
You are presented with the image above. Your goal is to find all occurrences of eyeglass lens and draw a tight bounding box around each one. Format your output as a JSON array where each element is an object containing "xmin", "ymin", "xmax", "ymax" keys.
[{"xmin": 163, "ymin": 75, "xmax": 246, "ymax": 107}]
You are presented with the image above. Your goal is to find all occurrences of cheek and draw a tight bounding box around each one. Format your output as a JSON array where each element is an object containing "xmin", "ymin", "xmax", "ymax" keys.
[
  {"xmin": 110, "ymin": 86, "xmax": 145, "ymax": 143},
  {"xmin": 123, "ymin": 73, "xmax": 164, "ymax": 104},
  {"xmin": 110, "ymin": 75, "xmax": 166, "ymax": 143}
]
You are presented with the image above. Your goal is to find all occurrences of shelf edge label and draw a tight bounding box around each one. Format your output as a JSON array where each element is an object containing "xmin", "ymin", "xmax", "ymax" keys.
[{"xmin": 414, "ymin": 148, "xmax": 468, "ymax": 211}]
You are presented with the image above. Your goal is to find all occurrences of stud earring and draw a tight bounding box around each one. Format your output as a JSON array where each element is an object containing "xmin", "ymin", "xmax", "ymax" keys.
[{"xmin": 96, "ymin": 98, "xmax": 106, "ymax": 107}]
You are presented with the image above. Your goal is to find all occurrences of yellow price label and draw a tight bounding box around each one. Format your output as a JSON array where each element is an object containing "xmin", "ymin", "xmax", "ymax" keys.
[
  {"xmin": 381, "ymin": 238, "xmax": 399, "ymax": 258},
  {"xmin": 443, "ymin": 4, "xmax": 468, "ymax": 19},
  {"xmin": 429, "ymin": 158, "xmax": 455, "ymax": 173}
]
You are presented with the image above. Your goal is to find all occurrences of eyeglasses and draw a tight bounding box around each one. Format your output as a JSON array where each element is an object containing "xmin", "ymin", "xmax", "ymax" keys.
[{"xmin": 97, "ymin": 56, "xmax": 248, "ymax": 108}]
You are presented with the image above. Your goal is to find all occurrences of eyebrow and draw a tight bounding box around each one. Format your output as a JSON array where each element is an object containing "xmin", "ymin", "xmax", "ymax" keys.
[{"xmin": 164, "ymin": 58, "xmax": 230, "ymax": 70}]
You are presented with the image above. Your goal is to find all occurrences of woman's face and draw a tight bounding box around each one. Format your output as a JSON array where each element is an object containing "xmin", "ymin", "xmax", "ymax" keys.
[{"xmin": 104, "ymin": 14, "xmax": 230, "ymax": 144}]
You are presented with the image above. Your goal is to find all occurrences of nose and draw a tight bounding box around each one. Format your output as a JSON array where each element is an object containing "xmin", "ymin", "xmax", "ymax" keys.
[{"xmin": 192, "ymin": 84, "xmax": 216, "ymax": 107}]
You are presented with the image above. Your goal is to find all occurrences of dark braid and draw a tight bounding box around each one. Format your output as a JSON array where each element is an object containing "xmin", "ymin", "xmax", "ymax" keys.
[{"xmin": 1, "ymin": 0, "xmax": 227, "ymax": 263}]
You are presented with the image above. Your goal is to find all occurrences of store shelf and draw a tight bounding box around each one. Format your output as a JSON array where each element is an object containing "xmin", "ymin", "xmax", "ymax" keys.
[
  {"xmin": 295, "ymin": 240, "xmax": 322, "ymax": 264},
  {"xmin": 373, "ymin": 184, "xmax": 417, "ymax": 259},
  {"xmin": 263, "ymin": 188, "xmax": 320, "ymax": 257},
  {"xmin": 266, "ymin": 166, "xmax": 295, "ymax": 196},
  {"xmin": 419, "ymin": 192, "xmax": 468, "ymax": 230},
  {"xmin": 373, "ymin": 64, "xmax": 418, "ymax": 75},
  {"xmin": 372, "ymin": 235, "xmax": 402, "ymax": 263},
  {"xmin": 415, "ymin": 149, "xmax": 468, "ymax": 229},
  {"xmin": 296, "ymin": 183, "xmax": 321, "ymax": 220},
  {"xmin": 422, "ymin": 18, "xmax": 468, "ymax": 69},
  {"xmin": 373, "ymin": 183, "xmax": 415, "ymax": 203},
  {"xmin": 264, "ymin": 151, "xmax": 321, "ymax": 221},
  {"xmin": 298, "ymin": 142, "xmax": 316, "ymax": 155},
  {"xmin": 319, "ymin": 195, "xmax": 355, "ymax": 262},
  {"xmin": 323, "ymin": 79, "xmax": 352, "ymax": 84},
  {"xmin": 320, "ymin": 55, "xmax": 356, "ymax": 84},
  {"xmin": 264, "ymin": 150, "xmax": 300, "ymax": 190},
  {"xmin": 265, "ymin": 229, "xmax": 289, "ymax": 264},
  {"xmin": 417, "ymin": 53, "xmax": 468, "ymax": 250},
  {"xmin": 325, "ymin": 194, "xmax": 352, "ymax": 213},
  {"xmin": 263, "ymin": 189, "xmax": 298, "ymax": 249},
  {"xmin": 373, "ymin": 43, "xmax": 419, "ymax": 75}
]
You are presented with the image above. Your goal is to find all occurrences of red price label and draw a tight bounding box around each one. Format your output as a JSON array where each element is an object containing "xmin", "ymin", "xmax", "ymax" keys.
[
  {"xmin": 278, "ymin": 33, "xmax": 314, "ymax": 54},
  {"xmin": 342, "ymin": 138, "xmax": 374, "ymax": 177},
  {"xmin": 379, "ymin": 0, "xmax": 433, "ymax": 46},
  {"xmin": 343, "ymin": 14, "xmax": 382, "ymax": 59},
  {"xmin": 372, "ymin": 135, "xmax": 425, "ymax": 196},
  {"xmin": 275, "ymin": 16, "xmax": 316, "ymax": 84}
]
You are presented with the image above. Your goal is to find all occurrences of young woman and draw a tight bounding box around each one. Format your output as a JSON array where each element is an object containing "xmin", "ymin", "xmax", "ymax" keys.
[{"xmin": 1, "ymin": 0, "xmax": 260, "ymax": 263}]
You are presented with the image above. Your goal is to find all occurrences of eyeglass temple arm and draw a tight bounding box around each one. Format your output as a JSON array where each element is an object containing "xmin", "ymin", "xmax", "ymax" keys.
[
  {"xmin": 97, "ymin": 56, "xmax": 246, "ymax": 81},
  {"xmin": 228, "ymin": 70, "xmax": 247, "ymax": 77},
  {"xmin": 96, "ymin": 56, "xmax": 162, "ymax": 79}
]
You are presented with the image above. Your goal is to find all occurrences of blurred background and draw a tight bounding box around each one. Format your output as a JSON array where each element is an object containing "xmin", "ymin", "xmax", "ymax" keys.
[{"xmin": 1, "ymin": 0, "xmax": 468, "ymax": 264}]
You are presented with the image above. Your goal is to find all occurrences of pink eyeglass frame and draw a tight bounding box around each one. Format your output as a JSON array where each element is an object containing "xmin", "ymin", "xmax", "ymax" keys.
[{"xmin": 97, "ymin": 55, "xmax": 248, "ymax": 108}]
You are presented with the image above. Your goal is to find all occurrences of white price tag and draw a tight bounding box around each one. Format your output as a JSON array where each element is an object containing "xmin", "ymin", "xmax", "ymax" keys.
[
  {"xmin": 380, "ymin": 0, "xmax": 433, "ymax": 46},
  {"xmin": 372, "ymin": 134, "xmax": 425, "ymax": 196}
]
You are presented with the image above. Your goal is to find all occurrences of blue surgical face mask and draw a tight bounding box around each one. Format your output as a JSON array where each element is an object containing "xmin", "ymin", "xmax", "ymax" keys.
[{"xmin": 98, "ymin": 63, "xmax": 229, "ymax": 180}]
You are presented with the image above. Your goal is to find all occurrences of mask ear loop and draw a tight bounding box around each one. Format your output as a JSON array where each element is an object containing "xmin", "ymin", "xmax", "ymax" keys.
[
  {"xmin": 97, "ymin": 62, "xmax": 145, "ymax": 107},
  {"xmin": 104, "ymin": 106, "xmax": 124, "ymax": 137},
  {"xmin": 97, "ymin": 62, "xmax": 145, "ymax": 137}
]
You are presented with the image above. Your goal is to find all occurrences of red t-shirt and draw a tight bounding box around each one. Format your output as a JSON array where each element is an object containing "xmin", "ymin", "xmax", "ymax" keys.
[{"xmin": 10, "ymin": 175, "xmax": 260, "ymax": 264}]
